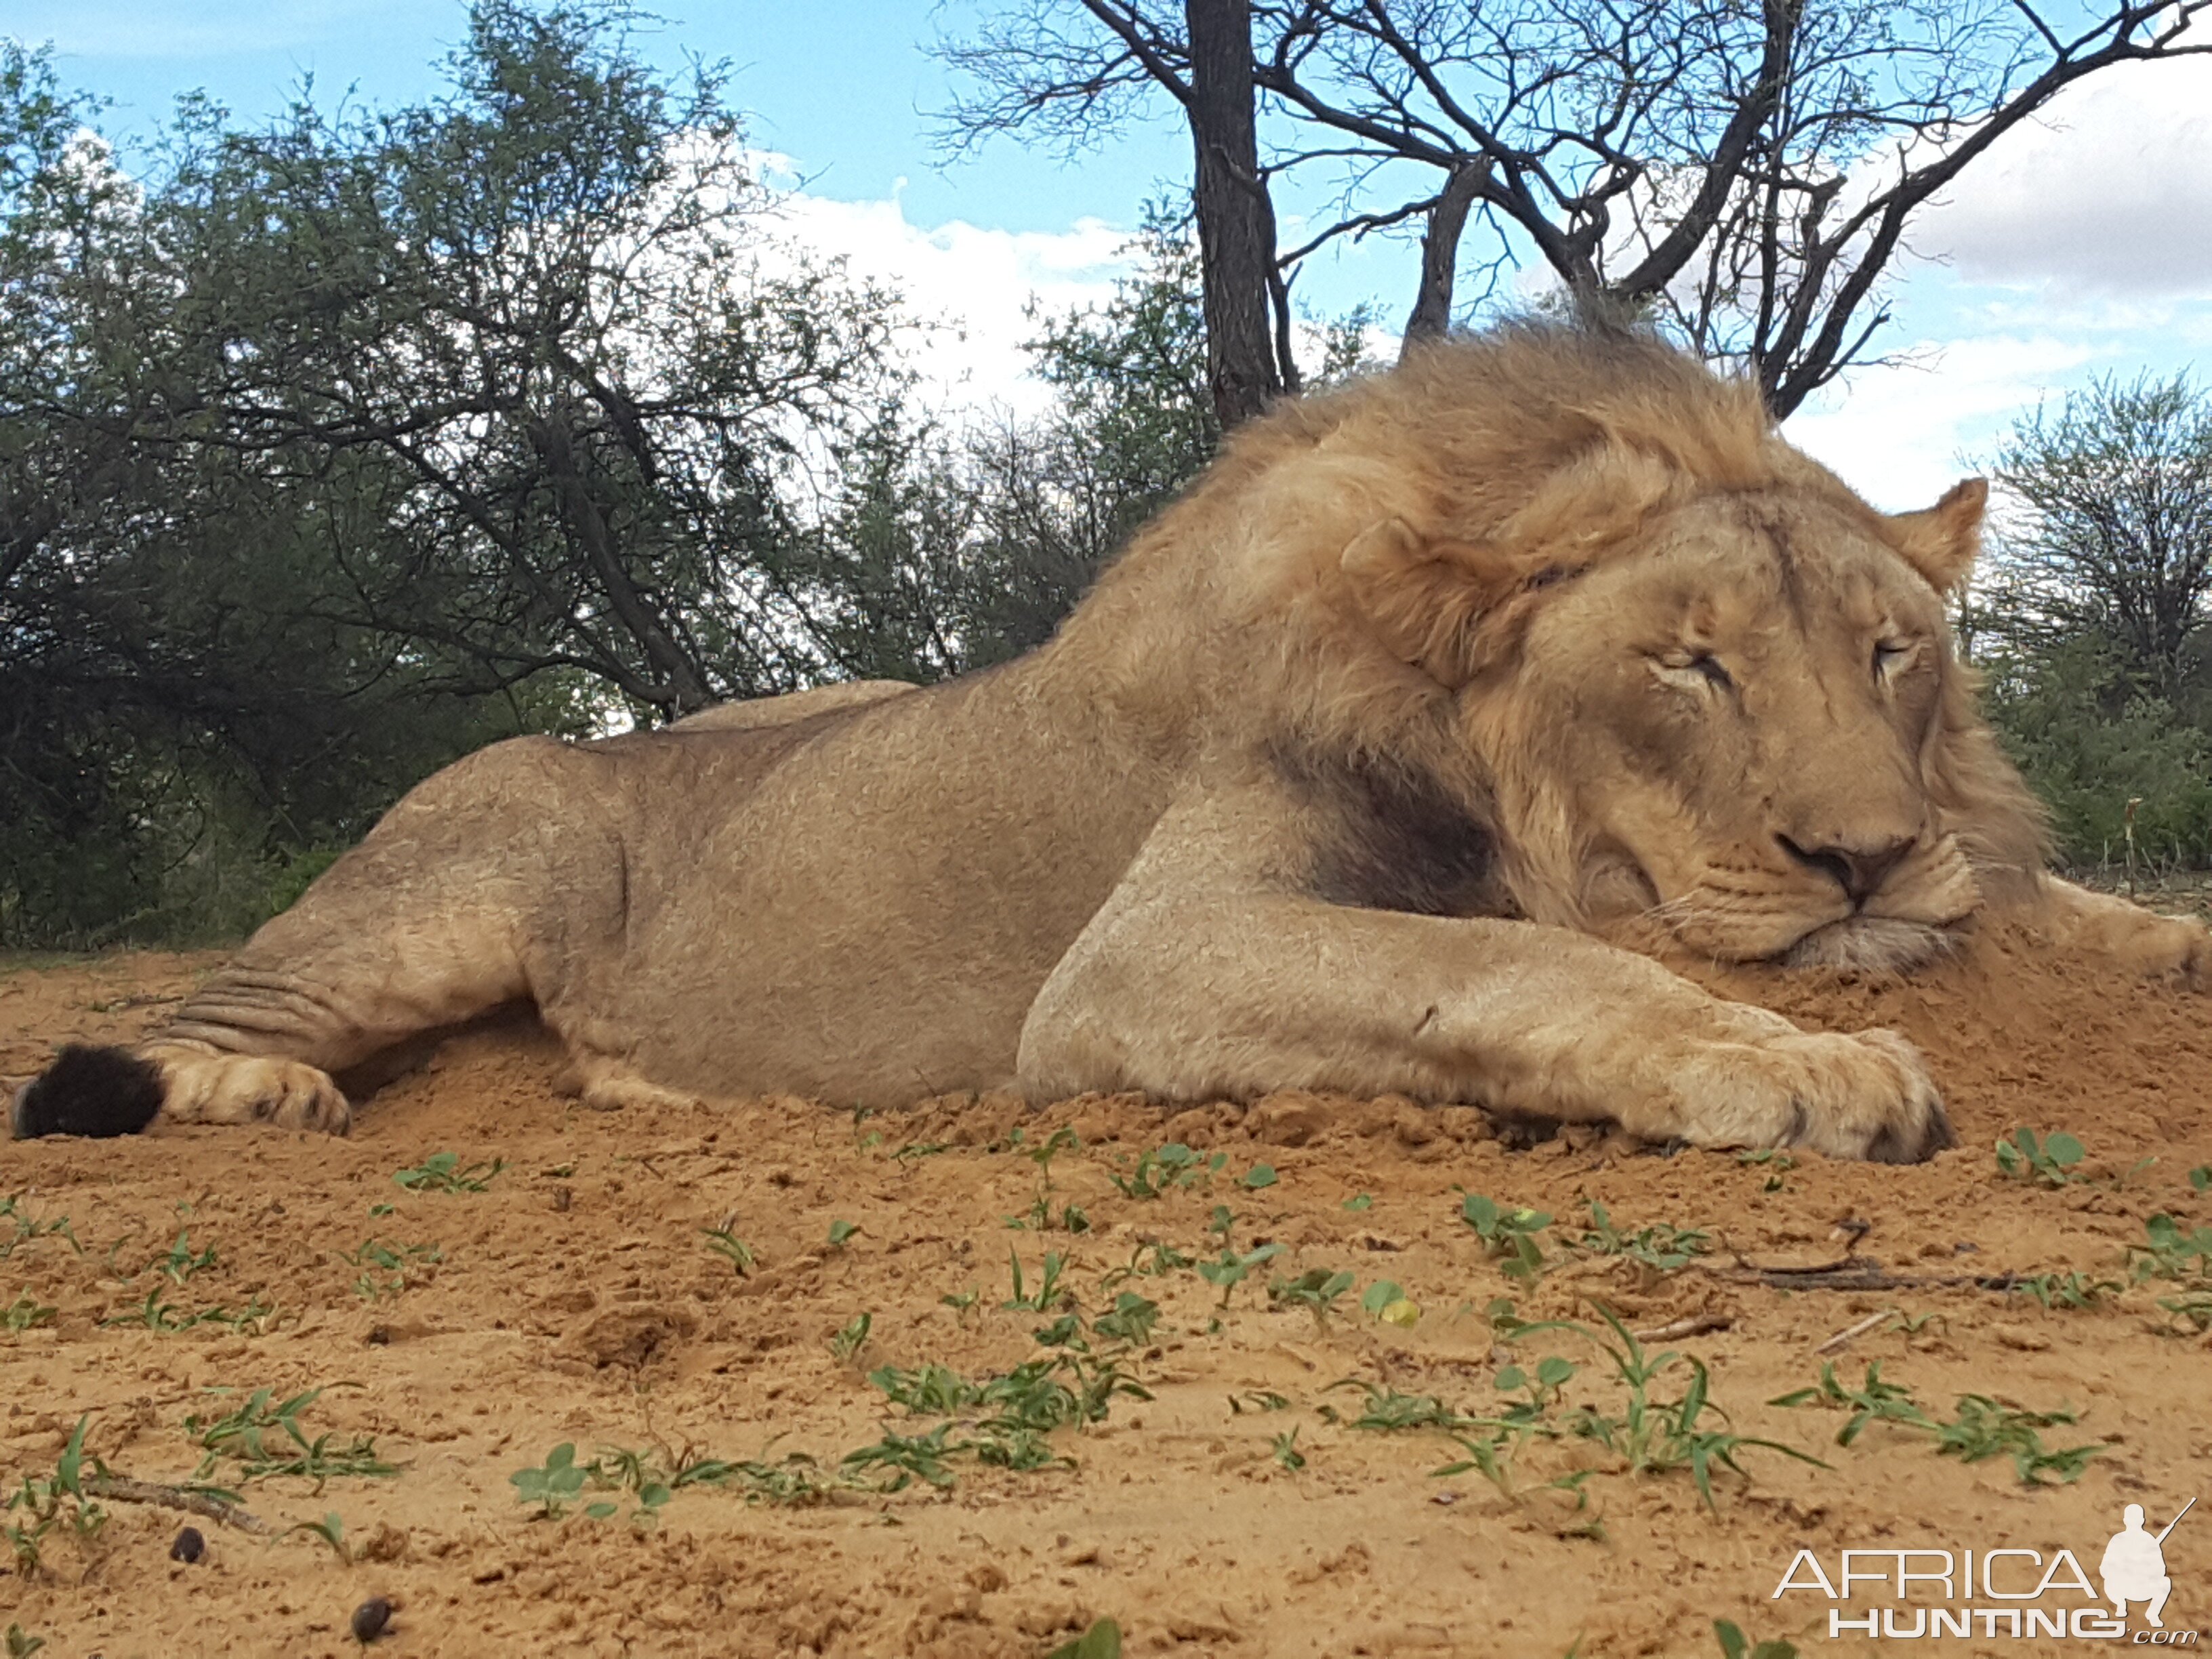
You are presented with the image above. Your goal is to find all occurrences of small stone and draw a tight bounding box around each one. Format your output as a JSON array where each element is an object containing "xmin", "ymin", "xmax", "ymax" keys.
[
  {"xmin": 350, "ymin": 1597, "xmax": 393, "ymax": 1643},
  {"xmin": 169, "ymin": 1526, "xmax": 205, "ymax": 1563}
]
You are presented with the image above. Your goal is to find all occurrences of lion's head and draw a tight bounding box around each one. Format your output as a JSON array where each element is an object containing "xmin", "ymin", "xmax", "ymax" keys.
[{"xmin": 1076, "ymin": 322, "xmax": 2047, "ymax": 972}]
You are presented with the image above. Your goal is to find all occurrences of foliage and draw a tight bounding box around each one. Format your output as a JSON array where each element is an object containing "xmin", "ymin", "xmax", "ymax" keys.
[
  {"xmin": 1458, "ymin": 1194, "xmax": 1551, "ymax": 1280},
  {"xmin": 1993, "ymin": 1126, "xmax": 2087, "ymax": 1187},
  {"xmin": 391, "ymin": 1151, "xmax": 506, "ymax": 1193},
  {"xmin": 3, "ymin": 1418, "xmax": 104, "ymax": 1576},
  {"xmin": 186, "ymin": 1385, "xmax": 395, "ymax": 1489},
  {"xmin": 1986, "ymin": 374, "xmax": 2212, "ymax": 691},
  {"xmin": 1772, "ymin": 1362, "xmax": 2101, "ymax": 1484}
]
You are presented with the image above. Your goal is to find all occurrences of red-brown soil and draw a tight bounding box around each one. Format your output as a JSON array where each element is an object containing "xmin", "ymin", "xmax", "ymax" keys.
[{"xmin": 1, "ymin": 930, "xmax": 2207, "ymax": 1658}]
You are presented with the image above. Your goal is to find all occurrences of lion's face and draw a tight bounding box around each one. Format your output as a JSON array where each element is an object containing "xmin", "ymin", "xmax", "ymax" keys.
[{"xmin": 1494, "ymin": 487, "xmax": 1984, "ymax": 970}]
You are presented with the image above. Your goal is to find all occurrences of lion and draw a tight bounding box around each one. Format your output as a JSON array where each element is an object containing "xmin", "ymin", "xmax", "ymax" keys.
[{"xmin": 13, "ymin": 323, "xmax": 2208, "ymax": 1160}]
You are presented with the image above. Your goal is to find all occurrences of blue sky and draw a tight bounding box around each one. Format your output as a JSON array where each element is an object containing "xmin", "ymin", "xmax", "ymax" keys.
[{"xmin": 13, "ymin": 0, "xmax": 2212, "ymax": 517}]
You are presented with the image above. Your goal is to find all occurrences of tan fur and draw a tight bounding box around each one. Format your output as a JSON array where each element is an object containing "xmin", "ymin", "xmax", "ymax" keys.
[{"xmin": 47, "ymin": 323, "xmax": 2207, "ymax": 1159}]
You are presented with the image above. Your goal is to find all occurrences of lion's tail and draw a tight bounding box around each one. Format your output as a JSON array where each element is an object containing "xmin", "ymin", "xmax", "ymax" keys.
[{"xmin": 11, "ymin": 1044, "xmax": 165, "ymax": 1139}]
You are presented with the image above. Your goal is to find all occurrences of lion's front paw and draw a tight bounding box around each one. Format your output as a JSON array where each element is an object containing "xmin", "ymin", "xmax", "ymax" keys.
[
  {"xmin": 148, "ymin": 1043, "xmax": 352, "ymax": 1134},
  {"xmin": 1656, "ymin": 1024, "xmax": 1951, "ymax": 1163},
  {"xmin": 2118, "ymin": 912, "xmax": 2212, "ymax": 990}
]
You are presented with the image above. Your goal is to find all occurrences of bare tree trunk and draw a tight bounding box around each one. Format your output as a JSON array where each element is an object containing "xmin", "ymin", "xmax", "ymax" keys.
[
  {"xmin": 1185, "ymin": 0, "xmax": 1282, "ymax": 428},
  {"xmin": 528, "ymin": 415, "xmax": 714, "ymax": 717},
  {"xmin": 1401, "ymin": 161, "xmax": 1487, "ymax": 353}
]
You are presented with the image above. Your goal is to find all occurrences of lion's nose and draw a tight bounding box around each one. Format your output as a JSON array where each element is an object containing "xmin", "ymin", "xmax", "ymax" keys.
[{"xmin": 1778, "ymin": 834, "xmax": 1912, "ymax": 906}]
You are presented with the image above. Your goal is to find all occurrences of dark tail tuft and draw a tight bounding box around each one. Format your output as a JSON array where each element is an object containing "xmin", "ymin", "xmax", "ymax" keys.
[{"xmin": 12, "ymin": 1044, "xmax": 165, "ymax": 1139}]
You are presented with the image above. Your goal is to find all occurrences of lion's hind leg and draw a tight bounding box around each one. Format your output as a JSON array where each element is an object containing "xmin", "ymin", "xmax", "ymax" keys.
[{"xmin": 15, "ymin": 735, "xmax": 613, "ymax": 1140}]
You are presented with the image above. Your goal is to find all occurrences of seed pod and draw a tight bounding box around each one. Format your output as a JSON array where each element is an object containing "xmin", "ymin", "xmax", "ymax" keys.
[{"xmin": 350, "ymin": 1597, "xmax": 393, "ymax": 1643}]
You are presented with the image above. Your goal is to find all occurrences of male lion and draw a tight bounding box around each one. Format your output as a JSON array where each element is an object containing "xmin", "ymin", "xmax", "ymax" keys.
[{"xmin": 14, "ymin": 325, "xmax": 2207, "ymax": 1158}]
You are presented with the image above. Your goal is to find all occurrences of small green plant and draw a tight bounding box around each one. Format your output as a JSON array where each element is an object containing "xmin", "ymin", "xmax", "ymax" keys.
[
  {"xmin": 1770, "ymin": 1360, "xmax": 1933, "ymax": 1446},
  {"xmin": 1195, "ymin": 1241, "xmax": 1284, "ymax": 1307},
  {"xmin": 0, "ymin": 1197, "xmax": 79, "ymax": 1262},
  {"xmin": 1359, "ymin": 1279, "xmax": 1406, "ymax": 1320},
  {"xmin": 510, "ymin": 1443, "xmax": 589, "ymax": 1517},
  {"xmin": 3, "ymin": 1417, "xmax": 106, "ymax": 1576},
  {"xmin": 700, "ymin": 1221, "xmax": 756, "ymax": 1275},
  {"xmin": 1574, "ymin": 1202, "xmax": 1711, "ymax": 1273},
  {"xmin": 282, "ymin": 1511, "xmax": 349, "ymax": 1561},
  {"xmin": 571, "ymin": 1446, "xmax": 674, "ymax": 1523},
  {"xmin": 1713, "ymin": 1622, "xmax": 1798, "ymax": 1659},
  {"xmin": 1343, "ymin": 1192, "xmax": 1374, "ymax": 1211},
  {"xmin": 392, "ymin": 1150, "xmax": 504, "ymax": 1193},
  {"xmin": 2010, "ymin": 1270, "xmax": 2121, "ymax": 1310},
  {"xmin": 830, "ymin": 1312, "xmax": 872, "ymax": 1361},
  {"xmin": 1459, "ymin": 1194, "xmax": 1551, "ymax": 1279},
  {"xmin": 1001, "ymin": 1248, "xmax": 1071, "ymax": 1311},
  {"xmin": 720, "ymin": 1450, "xmax": 842, "ymax": 1506},
  {"xmin": 827, "ymin": 1218, "xmax": 859, "ymax": 1250},
  {"xmin": 1267, "ymin": 1266, "xmax": 1355, "ymax": 1326},
  {"xmin": 102, "ymin": 1286, "xmax": 274, "ymax": 1333},
  {"xmin": 1229, "ymin": 1390, "xmax": 1291, "ymax": 1414},
  {"xmin": 890, "ymin": 1139, "xmax": 949, "ymax": 1164},
  {"xmin": 1242, "ymin": 1163, "xmax": 1279, "ymax": 1189},
  {"xmin": 2189, "ymin": 1165, "xmax": 2209, "ymax": 1193},
  {"xmin": 1090, "ymin": 1290, "xmax": 1161, "ymax": 1347},
  {"xmin": 2129, "ymin": 1212, "xmax": 2212, "ymax": 1282},
  {"xmin": 1, "ymin": 1292, "xmax": 55, "ymax": 1332},
  {"xmin": 1495, "ymin": 1354, "xmax": 1577, "ymax": 1414},
  {"xmin": 1045, "ymin": 1618, "xmax": 1124, "ymax": 1659},
  {"xmin": 1933, "ymin": 1395, "xmax": 2100, "ymax": 1485},
  {"xmin": 1564, "ymin": 1307, "xmax": 1823, "ymax": 1511},
  {"xmin": 1771, "ymin": 1362, "xmax": 2098, "ymax": 1483},
  {"xmin": 1270, "ymin": 1427, "xmax": 1306, "ymax": 1470},
  {"xmin": 1994, "ymin": 1126, "xmax": 2085, "ymax": 1187},
  {"xmin": 1108, "ymin": 1143, "xmax": 1223, "ymax": 1200},
  {"xmin": 148, "ymin": 1229, "xmax": 218, "ymax": 1285},
  {"xmin": 337, "ymin": 1236, "xmax": 441, "ymax": 1301},
  {"xmin": 841, "ymin": 1424, "xmax": 965, "ymax": 1491},
  {"xmin": 1735, "ymin": 1149, "xmax": 1797, "ymax": 1191},
  {"xmin": 939, "ymin": 1286, "xmax": 981, "ymax": 1319},
  {"xmin": 186, "ymin": 1386, "xmax": 395, "ymax": 1489},
  {"xmin": 1330, "ymin": 1381, "xmax": 1475, "ymax": 1433},
  {"xmin": 2155, "ymin": 1292, "xmax": 2212, "ymax": 1334},
  {"xmin": 5, "ymin": 1624, "xmax": 45, "ymax": 1657}
]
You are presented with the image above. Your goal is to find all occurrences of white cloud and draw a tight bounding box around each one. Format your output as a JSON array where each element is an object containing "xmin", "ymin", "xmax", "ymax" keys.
[
  {"xmin": 765, "ymin": 177, "xmax": 1140, "ymax": 417},
  {"xmin": 1786, "ymin": 333, "xmax": 2100, "ymax": 510},
  {"xmin": 1911, "ymin": 54, "xmax": 2212, "ymax": 298}
]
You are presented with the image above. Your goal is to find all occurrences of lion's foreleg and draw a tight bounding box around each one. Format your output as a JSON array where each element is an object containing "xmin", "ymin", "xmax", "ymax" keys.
[
  {"xmin": 1021, "ymin": 886, "xmax": 1951, "ymax": 1162},
  {"xmin": 2022, "ymin": 876, "xmax": 2211, "ymax": 988}
]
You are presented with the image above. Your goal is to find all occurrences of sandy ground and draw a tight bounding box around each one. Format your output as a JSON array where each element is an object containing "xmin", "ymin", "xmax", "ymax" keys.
[{"xmin": 1, "ymin": 930, "xmax": 2209, "ymax": 1659}]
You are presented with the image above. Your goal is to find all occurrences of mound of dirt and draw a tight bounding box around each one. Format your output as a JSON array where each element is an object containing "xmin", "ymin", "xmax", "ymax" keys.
[{"xmin": 1, "ymin": 934, "xmax": 2207, "ymax": 1657}]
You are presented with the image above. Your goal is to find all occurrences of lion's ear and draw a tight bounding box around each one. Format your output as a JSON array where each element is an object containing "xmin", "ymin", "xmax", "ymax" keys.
[
  {"xmin": 1340, "ymin": 518, "xmax": 1519, "ymax": 685},
  {"xmin": 1887, "ymin": 478, "xmax": 1987, "ymax": 593}
]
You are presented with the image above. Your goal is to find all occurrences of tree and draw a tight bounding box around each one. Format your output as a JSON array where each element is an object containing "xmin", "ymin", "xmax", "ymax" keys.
[
  {"xmin": 940, "ymin": 0, "xmax": 2212, "ymax": 413},
  {"xmin": 1986, "ymin": 374, "xmax": 2212, "ymax": 695},
  {"xmin": 780, "ymin": 212, "xmax": 1225, "ymax": 676},
  {"xmin": 0, "ymin": 8, "xmax": 918, "ymax": 942}
]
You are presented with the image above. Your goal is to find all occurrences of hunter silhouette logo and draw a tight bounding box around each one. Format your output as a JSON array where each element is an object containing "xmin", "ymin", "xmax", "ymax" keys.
[{"xmin": 2104, "ymin": 1499, "xmax": 2193, "ymax": 1631}]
